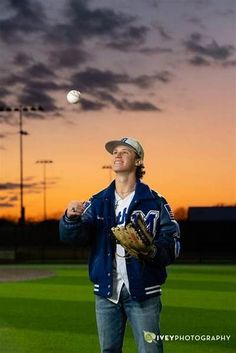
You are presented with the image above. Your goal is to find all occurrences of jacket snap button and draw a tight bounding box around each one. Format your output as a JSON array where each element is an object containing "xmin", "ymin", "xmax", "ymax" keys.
[{"xmin": 107, "ymin": 273, "xmax": 111, "ymax": 276}]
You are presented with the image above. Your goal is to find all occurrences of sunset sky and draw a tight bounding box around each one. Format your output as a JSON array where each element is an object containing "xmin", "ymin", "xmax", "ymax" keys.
[{"xmin": 0, "ymin": 0, "xmax": 235, "ymax": 221}]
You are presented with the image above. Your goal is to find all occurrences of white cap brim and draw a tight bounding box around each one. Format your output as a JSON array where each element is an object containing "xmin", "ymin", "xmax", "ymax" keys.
[{"xmin": 105, "ymin": 138, "xmax": 144, "ymax": 160}]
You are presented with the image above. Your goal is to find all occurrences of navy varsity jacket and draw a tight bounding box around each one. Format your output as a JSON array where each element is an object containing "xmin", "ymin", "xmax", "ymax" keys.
[{"xmin": 59, "ymin": 179, "xmax": 180, "ymax": 301}]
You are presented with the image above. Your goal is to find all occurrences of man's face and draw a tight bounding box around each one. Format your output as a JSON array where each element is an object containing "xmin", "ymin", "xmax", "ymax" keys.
[{"xmin": 111, "ymin": 145, "xmax": 138, "ymax": 173}]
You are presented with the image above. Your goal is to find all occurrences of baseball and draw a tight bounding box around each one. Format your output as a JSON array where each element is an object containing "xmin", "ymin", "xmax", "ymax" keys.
[{"xmin": 67, "ymin": 90, "xmax": 81, "ymax": 104}]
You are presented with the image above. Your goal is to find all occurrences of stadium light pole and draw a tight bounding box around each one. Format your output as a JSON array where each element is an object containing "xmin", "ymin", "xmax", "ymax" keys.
[
  {"xmin": 102, "ymin": 165, "xmax": 112, "ymax": 183},
  {"xmin": 36, "ymin": 160, "xmax": 53, "ymax": 221},
  {"xmin": 0, "ymin": 105, "xmax": 44, "ymax": 224}
]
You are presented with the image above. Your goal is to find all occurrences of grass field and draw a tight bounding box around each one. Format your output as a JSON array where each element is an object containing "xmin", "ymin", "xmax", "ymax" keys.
[{"xmin": 0, "ymin": 264, "xmax": 235, "ymax": 353}]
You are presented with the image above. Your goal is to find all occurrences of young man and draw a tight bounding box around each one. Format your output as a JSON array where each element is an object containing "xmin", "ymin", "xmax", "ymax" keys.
[{"xmin": 59, "ymin": 137, "xmax": 180, "ymax": 353}]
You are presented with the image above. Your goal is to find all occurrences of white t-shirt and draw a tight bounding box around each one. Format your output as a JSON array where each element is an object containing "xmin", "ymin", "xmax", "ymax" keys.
[{"xmin": 109, "ymin": 190, "xmax": 135, "ymax": 304}]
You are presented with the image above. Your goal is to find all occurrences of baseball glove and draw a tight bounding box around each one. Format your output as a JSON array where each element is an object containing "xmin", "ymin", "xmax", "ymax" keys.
[{"xmin": 111, "ymin": 214, "xmax": 156, "ymax": 259}]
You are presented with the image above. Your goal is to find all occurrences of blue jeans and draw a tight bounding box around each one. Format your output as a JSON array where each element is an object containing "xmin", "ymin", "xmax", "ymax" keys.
[{"xmin": 95, "ymin": 285, "xmax": 163, "ymax": 353}]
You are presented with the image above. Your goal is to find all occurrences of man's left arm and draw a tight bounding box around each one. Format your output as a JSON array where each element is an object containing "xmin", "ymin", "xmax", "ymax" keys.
[{"xmin": 151, "ymin": 198, "xmax": 180, "ymax": 266}]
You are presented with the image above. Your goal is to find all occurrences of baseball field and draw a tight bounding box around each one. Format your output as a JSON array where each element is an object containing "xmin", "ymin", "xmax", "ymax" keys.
[{"xmin": 0, "ymin": 264, "xmax": 235, "ymax": 353}]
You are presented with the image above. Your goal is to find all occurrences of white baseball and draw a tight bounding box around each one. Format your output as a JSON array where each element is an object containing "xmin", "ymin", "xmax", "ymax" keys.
[{"xmin": 67, "ymin": 90, "xmax": 81, "ymax": 104}]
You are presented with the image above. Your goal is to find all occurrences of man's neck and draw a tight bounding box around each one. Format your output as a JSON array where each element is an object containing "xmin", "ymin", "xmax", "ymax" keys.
[{"xmin": 115, "ymin": 173, "xmax": 136, "ymax": 198}]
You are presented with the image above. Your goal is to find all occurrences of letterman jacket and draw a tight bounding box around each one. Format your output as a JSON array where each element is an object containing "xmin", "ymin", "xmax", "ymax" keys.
[{"xmin": 59, "ymin": 179, "xmax": 180, "ymax": 301}]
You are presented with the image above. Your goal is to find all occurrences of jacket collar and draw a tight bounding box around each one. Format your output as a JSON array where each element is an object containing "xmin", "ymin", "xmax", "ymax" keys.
[
  {"xmin": 134, "ymin": 179, "xmax": 156, "ymax": 201},
  {"xmin": 102, "ymin": 179, "xmax": 156, "ymax": 201}
]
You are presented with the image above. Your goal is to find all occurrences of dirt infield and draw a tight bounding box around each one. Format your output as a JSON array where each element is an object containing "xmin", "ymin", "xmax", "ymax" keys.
[{"xmin": 0, "ymin": 268, "xmax": 55, "ymax": 282}]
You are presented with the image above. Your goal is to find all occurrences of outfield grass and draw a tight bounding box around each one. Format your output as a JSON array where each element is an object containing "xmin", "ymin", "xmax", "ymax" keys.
[{"xmin": 0, "ymin": 264, "xmax": 235, "ymax": 353}]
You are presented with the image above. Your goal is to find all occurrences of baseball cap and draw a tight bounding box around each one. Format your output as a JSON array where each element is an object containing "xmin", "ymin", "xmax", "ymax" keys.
[{"xmin": 105, "ymin": 137, "xmax": 144, "ymax": 160}]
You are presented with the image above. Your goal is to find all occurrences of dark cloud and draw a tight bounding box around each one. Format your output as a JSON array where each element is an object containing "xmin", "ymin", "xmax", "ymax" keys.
[
  {"xmin": 112, "ymin": 99, "xmax": 160, "ymax": 112},
  {"xmin": 0, "ymin": 182, "xmax": 19, "ymax": 190},
  {"xmin": 132, "ymin": 71, "xmax": 171, "ymax": 88},
  {"xmin": 155, "ymin": 25, "xmax": 172, "ymax": 41},
  {"xmin": 0, "ymin": 87, "xmax": 10, "ymax": 97},
  {"xmin": 71, "ymin": 68, "xmax": 129, "ymax": 93},
  {"xmin": 95, "ymin": 91, "xmax": 119, "ymax": 105},
  {"xmin": 45, "ymin": 24, "xmax": 83, "ymax": 46},
  {"xmin": 45, "ymin": 0, "xmax": 134, "ymax": 46},
  {"xmin": 1, "ymin": 70, "xmax": 61, "ymax": 92},
  {"xmin": 23, "ymin": 80, "xmax": 62, "ymax": 92},
  {"xmin": 49, "ymin": 47, "xmax": 90, "ymax": 69},
  {"xmin": 19, "ymin": 88, "xmax": 57, "ymax": 111},
  {"xmin": 0, "ymin": 0, "xmax": 46, "ymax": 43},
  {"xmin": 80, "ymin": 98, "xmax": 107, "ymax": 111},
  {"xmin": 93, "ymin": 91, "xmax": 160, "ymax": 112},
  {"xmin": 13, "ymin": 52, "xmax": 33, "ymax": 67},
  {"xmin": 0, "ymin": 1, "xmax": 170, "ymax": 115},
  {"xmin": 185, "ymin": 32, "xmax": 235, "ymax": 63},
  {"xmin": 106, "ymin": 25, "xmax": 149, "ymax": 50},
  {"xmin": 70, "ymin": 67, "xmax": 168, "ymax": 111},
  {"xmin": 71, "ymin": 68, "xmax": 171, "ymax": 93},
  {"xmin": 139, "ymin": 46, "xmax": 173, "ymax": 55},
  {"xmin": 0, "ymin": 202, "xmax": 14, "ymax": 208},
  {"xmin": 1, "ymin": 1, "xmax": 233, "ymax": 119},
  {"xmin": 0, "ymin": 69, "xmax": 56, "ymax": 88},
  {"xmin": 189, "ymin": 56, "xmax": 210, "ymax": 66},
  {"xmin": 25, "ymin": 63, "xmax": 56, "ymax": 80},
  {"xmin": 45, "ymin": 0, "xmax": 149, "ymax": 53},
  {"xmin": 0, "ymin": 194, "xmax": 18, "ymax": 208},
  {"xmin": 9, "ymin": 195, "xmax": 18, "ymax": 201},
  {"xmin": 1, "ymin": 68, "xmax": 62, "ymax": 117},
  {"xmin": 155, "ymin": 71, "xmax": 172, "ymax": 83},
  {"xmin": 68, "ymin": 0, "xmax": 135, "ymax": 37},
  {"xmin": 1, "ymin": 178, "xmax": 58, "ymax": 200},
  {"xmin": 0, "ymin": 73, "xmax": 24, "ymax": 86},
  {"xmin": 0, "ymin": 179, "xmax": 58, "ymax": 196},
  {"xmin": 0, "ymin": 65, "xmax": 57, "ymax": 113},
  {"xmin": 187, "ymin": 17, "xmax": 203, "ymax": 26},
  {"xmin": 0, "ymin": 196, "xmax": 7, "ymax": 200}
]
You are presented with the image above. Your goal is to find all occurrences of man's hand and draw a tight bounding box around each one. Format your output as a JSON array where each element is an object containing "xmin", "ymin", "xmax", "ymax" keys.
[{"xmin": 66, "ymin": 201, "xmax": 85, "ymax": 218}]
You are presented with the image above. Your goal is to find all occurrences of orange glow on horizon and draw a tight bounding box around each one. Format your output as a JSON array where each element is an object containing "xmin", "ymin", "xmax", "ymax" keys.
[{"xmin": 1, "ymin": 104, "xmax": 235, "ymax": 221}]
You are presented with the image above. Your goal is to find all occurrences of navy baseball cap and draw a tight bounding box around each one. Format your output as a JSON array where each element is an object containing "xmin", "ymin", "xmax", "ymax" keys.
[{"xmin": 105, "ymin": 137, "xmax": 144, "ymax": 160}]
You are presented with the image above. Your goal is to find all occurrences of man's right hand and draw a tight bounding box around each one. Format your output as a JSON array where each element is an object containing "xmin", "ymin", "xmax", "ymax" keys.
[{"xmin": 66, "ymin": 201, "xmax": 85, "ymax": 218}]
